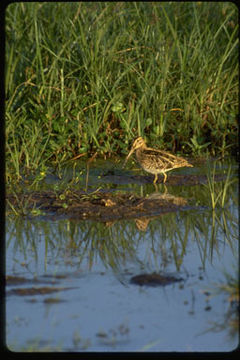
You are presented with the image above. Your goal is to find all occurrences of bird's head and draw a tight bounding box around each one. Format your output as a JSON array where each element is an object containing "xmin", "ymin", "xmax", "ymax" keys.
[{"xmin": 122, "ymin": 137, "xmax": 146, "ymax": 168}]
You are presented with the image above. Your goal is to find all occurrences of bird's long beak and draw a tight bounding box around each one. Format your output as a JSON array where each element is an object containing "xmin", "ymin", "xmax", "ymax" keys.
[{"xmin": 122, "ymin": 148, "xmax": 134, "ymax": 168}]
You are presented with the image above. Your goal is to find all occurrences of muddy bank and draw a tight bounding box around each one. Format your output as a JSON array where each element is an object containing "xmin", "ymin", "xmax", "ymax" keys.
[
  {"xmin": 6, "ymin": 189, "xmax": 195, "ymax": 222},
  {"xmin": 7, "ymin": 171, "xmax": 227, "ymax": 221}
]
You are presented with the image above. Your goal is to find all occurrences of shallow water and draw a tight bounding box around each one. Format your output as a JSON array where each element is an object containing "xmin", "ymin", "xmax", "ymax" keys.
[{"xmin": 6, "ymin": 158, "xmax": 239, "ymax": 351}]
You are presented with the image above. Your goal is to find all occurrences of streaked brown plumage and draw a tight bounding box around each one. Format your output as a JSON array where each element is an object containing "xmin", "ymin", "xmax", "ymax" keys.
[{"xmin": 123, "ymin": 137, "xmax": 193, "ymax": 184}]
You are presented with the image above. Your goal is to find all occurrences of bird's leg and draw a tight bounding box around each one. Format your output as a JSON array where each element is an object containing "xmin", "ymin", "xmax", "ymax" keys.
[
  {"xmin": 153, "ymin": 174, "xmax": 158, "ymax": 184},
  {"xmin": 163, "ymin": 184, "xmax": 168, "ymax": 194},
  {"xmin": 154, "ymin": 183, "xmax": 159, "ymax": 192},
  {"xmin": 163, "ymin": 173, "xmax": 167, "ymax": 183}
]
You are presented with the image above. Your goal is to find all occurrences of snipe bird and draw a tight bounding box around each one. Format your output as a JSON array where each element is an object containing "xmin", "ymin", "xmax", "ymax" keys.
[{"xmin": 123, "ymin": 137, "xmax": 193, "ymax": 184}]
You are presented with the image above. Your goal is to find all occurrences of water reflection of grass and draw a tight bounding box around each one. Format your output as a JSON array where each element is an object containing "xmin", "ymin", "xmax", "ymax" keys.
[
  {"xmin": 6, "ymin": 157, "xmax": 238, "ymax": 276},
  {"xmin": 200, "ymin": 265, "xmax": 239, "ymax": 342},
  {"xmin": 6, "ymin": 177, "xmax": 238, "ymax": 274},
  {"xmin": 6, "ymin": 169, "xmax": 238, "ymax": 351}
]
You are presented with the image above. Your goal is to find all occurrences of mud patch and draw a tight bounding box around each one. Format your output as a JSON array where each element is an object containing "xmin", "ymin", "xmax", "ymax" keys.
[
  {"xmin": 6, "ymin": 275, "xmax": 68, "ymax": 286},
  {"xmin": 7, "ymin": 286, "xmax": 76, "ymax": 296},
  {"xmin": 6, "ymin": 190, "xmax": 195, "ymax": 221},
  {"xmin": 130, "ymin": 273, "xmax": 183, "ymax": 287}
]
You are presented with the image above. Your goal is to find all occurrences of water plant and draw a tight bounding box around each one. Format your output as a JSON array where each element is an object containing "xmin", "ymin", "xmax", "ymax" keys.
[{"xmin": 205, "ymin": 159, "xmax": 237, "ymax": 209}]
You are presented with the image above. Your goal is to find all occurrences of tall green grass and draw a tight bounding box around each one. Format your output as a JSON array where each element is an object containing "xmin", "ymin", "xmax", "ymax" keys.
[{"xmin": 5, "ymin": 2, "xmax": 238, "ymax": 181}]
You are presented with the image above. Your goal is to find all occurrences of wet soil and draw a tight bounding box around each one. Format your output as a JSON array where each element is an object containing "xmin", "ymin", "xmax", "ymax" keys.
[
  {"xmin": 130, "ymin": 273, "xmax": 183, "ymax": 287},
  {"xmin": 6, "ymin": 188, "xmax": 194, "ymax": 222},
  {"xmin": 6, "ymin": 275, "xmax": 76, "ymax": 297},
  {"xmin": 6, "ymin": 274, "xmax": 68, "ymax": 286},
  {"xmin": 7, "ymin": 286, "xmax": 76, "ymax": 297},
  {"xmin": 6, "ymin": 173, "xmax": 225, "ymax": 221}
]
